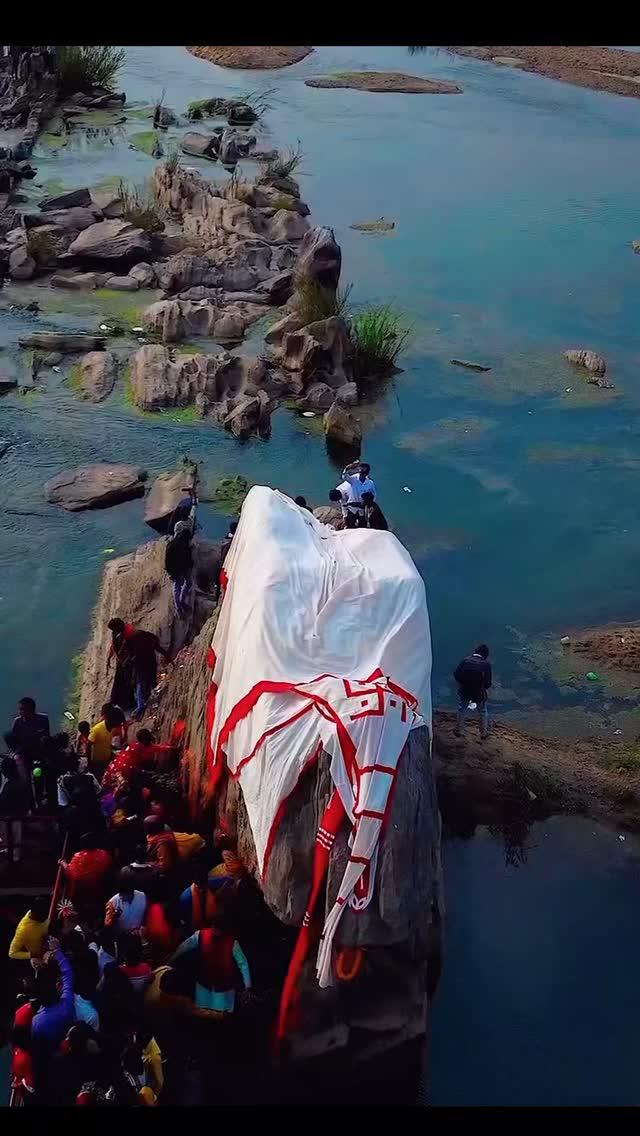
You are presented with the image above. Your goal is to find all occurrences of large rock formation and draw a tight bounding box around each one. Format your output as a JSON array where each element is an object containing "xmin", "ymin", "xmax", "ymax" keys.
[
  {"xmin": 75, "ymin": 516, "xmax": 438, "ymax": 1064},
  {"xmin": 564, "ymin": 348, "xmax": 607, "ymax": 375},
  {"xmin": 45, "ymin": 463, "xmax": 147, "ymax": 511},
  {"xmin": 78, "ymin": 537, "xmax": 222, "ymax": 726}
]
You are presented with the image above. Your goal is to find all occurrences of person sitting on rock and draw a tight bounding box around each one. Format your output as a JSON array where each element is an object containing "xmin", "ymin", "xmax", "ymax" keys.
[
  {"xmin": 360, "ymin": 490, "xmax": 389, "ymax": 531},
  {"xmin": 165, "ymin": 521, "xmax": 194, "ymax": 617},
  {"xmin": 453, "ymin": 644, "xmax": 492, "ymax": 741}
]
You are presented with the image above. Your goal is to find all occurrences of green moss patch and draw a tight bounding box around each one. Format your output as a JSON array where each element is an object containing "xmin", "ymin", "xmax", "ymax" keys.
[
  {"xmin": 129, "ymin": 130, "xmax": 162, "ymax": 156},
  {"xmin": 210, "ymin": 475, "xmax": 250, "ymax": 514}
]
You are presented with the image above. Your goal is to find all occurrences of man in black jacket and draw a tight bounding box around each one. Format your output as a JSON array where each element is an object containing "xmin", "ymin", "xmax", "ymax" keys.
[
  {"xmin": 453, "ymin": 644, "xmax": 492, "ymax": 740},
  {"xmin": 165, "ymin": 521, "xmax": 194, "ymax": 616}
]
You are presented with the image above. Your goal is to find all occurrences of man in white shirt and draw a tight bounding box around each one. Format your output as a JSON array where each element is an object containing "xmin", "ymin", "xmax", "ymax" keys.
[{"xmin": 337, "ymin": 462, "xmax": 377, "ymax": 527}]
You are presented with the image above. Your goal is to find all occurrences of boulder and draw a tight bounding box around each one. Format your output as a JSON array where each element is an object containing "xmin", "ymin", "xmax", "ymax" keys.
[
  {"xmin": 128, "ymin": 262, "xmax": 156, "ymax": 288},
  {"xmin": 262, "ymin": 174, "xmax": 301, "ymax": 199},
  {"xmin": 50, "ymin": 272, "xmax": 108, "ymax": 290},
  {"xmin": 65, "ymin": 219, "xmax": 151, "ymax": 267},
  {"xmin": 564, "ymin": 349, "xmax": 607, "ymax": 375},
  {"xmin": 24, "ymin": 206, "xmax": 102, "ymax": 232},
  {"xmin": 224, "ymin": 390, "xmax": 272, "ymax": 440},
  {"xmin": 264, "ymin": 310, "xmax": 304, "ymax": 346},
  {"xmin": 252, "ymin": 184, "xmax": 310, "ymax": 217},
  {"xmin": 143, "ymin": 299, "xmax": 217, "ymax": 342},
  {"xmin": 256, "ymin": 269, "xmax": 294, "ymax": 305},
  {"xmin": 9, "ymin": 245, "xmax": 35, "ymax": 280},
  {"xmin": 19, "ymin": 333, "xmax": 107, "ymax": 353},
  {"xmin": 144, "ymin": 468, "xmax": 197, "ymax": 533},
  {"xmin": 129, "ymin": 344, "xmax": 222, "ymax": 410},
  {"xmin": 45, "ymin": 463, "xmax": 147, "ymax": 511},
  {"xmin": 268, "ymin": 209, "xmax": 309, "ymax": 244},
  {"xmin": 90, "ymin": 189, "xmax": 124, "ymax": 219},
  {"xmin": 75, "ymin": 351, "xmax": 117, "ymax": 402},
  {"xmin": 103, "ymin": 275, "xmax": 139, "ymax": 292},
  {"xmin": 271, "ymin": 244, "xmax": 298, "ymax": 271},
  {"xmin": 297, "ymin": 381, "xmax": 334, "ymax": 411},
  {"xmin": 277, "ymin": 316, "xmax": 352, "ymax": 388},
  {"xmin": 40, "ymin": 187, "xmax": 91, "ymax": 211},
  {"xmin": 336, "ymin": 381, "xmax": 358, "ymax": 406},
  {"xmin": 42, "ymin": 352, "xmax": 63, "ymax": 367},
  {"xmin": 221, "ymin": 264, "xmax": 259, "ymax": 292},
  {"xmin": 0, "ymin": 373, "xmax": 18, "ymax": 393},
  {"xmin": 312, "ymin": 504, "xmax": 344, "ymax": 530},
  {"xmin": 181, "ymin": 132, "xmax": 219, "ymax": 160},
  {"xmin": 155, "ymin": 105, "xmax": 180, "ymax": 127},
  {"xmin": 324, "ymin": 400, "xmax": 362, "ymax": 452},
  {"xmin": 157, "ymin": 253, "xmax": 221, "ymax": 294},
  {"xmin": 295, "ymin": 225, "xmax": 342, "ymax": 293}
]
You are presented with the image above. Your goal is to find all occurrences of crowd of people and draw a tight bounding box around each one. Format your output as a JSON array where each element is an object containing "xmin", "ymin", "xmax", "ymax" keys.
[{"xmin": 1, "ymin": 678, "xmax": 265, "ymax": 1106}]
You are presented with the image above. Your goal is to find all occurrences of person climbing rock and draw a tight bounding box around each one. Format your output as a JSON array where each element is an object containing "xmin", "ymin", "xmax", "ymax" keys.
[
  {"xmin": 453, "ymin": 644, "xmax": 492, "ymax": 740},
  {"xmin": 165, "ymin": 521, "xmax": 194, "ymax": 617},
  {"xmin": 168, "ymin": 485, "xmax": 197, "ymax": 536},
  {"xmin": 127, "ymin": 630, "xmax": 171, "ymax": 719}
]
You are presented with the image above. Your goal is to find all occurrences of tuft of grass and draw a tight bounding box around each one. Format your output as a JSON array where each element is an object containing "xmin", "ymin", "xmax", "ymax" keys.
[
  {"xmin": 293, "ymin": 279, "xmax": 352, "ymax": 324},
  {"xmin": 118, "ymin": 179, "xmax": 165, "ymax": 234},
  {"xmin": 225, "ymin": 169, "xmax": 252, "ymax": 203},
  {"xmin": 57, "ymin": 46, "xmax": 125, "ymax": 96},
  {"xmin": 350, "ymin": 305, "xmax": 411, "ymax": 379},
  {"xmin": 158, "ymin": 405, "xmax": 201, "ymax": 424},
  {"xmin": 165, "ymin": 146, "xmax": 180, "ymax": 173},
  {"xmin": 66, "ymin": 363, "xmax": 83, "ymax": 393},
  {"xmin": 27, "ymin": 229, "xmax": 57, "ymax": 267},
  {"xmin": 187, "ymin": 96, "xmax": 231, "ymax": 120},
  {"xmin": 262, "ymin": 143, "xmax": 303, "ymax": 181}
]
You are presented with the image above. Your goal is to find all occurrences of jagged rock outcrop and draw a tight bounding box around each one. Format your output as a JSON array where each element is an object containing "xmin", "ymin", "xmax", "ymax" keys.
[
  {"xmin": 142, "ymin": 298, "xmax": 264, "ymax": 343},
  {"xmin": 45, "ymin": 463, "xmax": 147, "ymax": 511},
  {"xmin": 564, "ymin": 348, "xmax": 607, "ymax": 375},
  {"xmin": 274, "ymin": 316, "xmax": 352, "ymax": 388},
  {"xmin": 144, "ymin": 467, "xmax": 197, "ymax": 533},
  {"xmin": 25, "ymin": 205, "xmax": 102, "ymax": 232},
  {"xmin": 324, "ymin": 400, "xmax": 362, "ymax": 452},
  {"xmin": 294, "ymin": 225, "xmax": 342, "ymax": 294},
  {"xmin": 312, "ymin": 504, "xmax": 344, "ymax": 529},
  {"xmin": 41, "ymin": 187, "xmax": 92, "ymax": 211},
  {"xmin": 129, "ymin": 344, "xmax": 275, "ymax": 439},
  {"xmin": 75, "ymin": 350, "xmax": 117, "ymax": 402}
]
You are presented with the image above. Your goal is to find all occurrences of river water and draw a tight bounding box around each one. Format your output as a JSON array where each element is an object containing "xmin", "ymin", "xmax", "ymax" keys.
[{"xmin": 2, "ymin": 46, "xmax": 640, "ymax": 1104}]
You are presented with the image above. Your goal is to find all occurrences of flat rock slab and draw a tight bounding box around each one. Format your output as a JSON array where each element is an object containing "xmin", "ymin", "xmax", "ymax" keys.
[
  {"xmin": 66, "ymin": 218, "xmax": 151, "ymax": 266},
  {"xmin": 45, "ymin": 463, "xmax": 147, "ymax": 511},
  {"xmin": 187, "ymin": 46, "xmax": 313, "ymax": 69},
  {"xmin": 75, "ymin": 351, "xmax": 117, "ymax": 402},
  {"xmin": 305, "ymin": 71, "xmax": 463, "ymax": 94},
  {"xmin": 40, "ymin": 187, "xmax": 91, "ymax": 211},
  {"xmin": 19, "ymin": 333, "xmax": 107, "ymax": 353}
]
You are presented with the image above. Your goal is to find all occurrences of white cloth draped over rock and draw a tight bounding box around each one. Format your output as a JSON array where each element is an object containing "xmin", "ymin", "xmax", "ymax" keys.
[{"xmin": 207, "ymin": 486, "xmax": 432, "ymax": 987}]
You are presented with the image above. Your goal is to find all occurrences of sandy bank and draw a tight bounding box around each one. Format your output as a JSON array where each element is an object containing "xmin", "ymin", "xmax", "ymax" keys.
[
  {"xmin": 187, "ymin": 46, "xmax": 313, "ymax": 70},
  {"xmin": 306, "ymin": 71, "xmax": 462, "ymax": 94},
  {"xmin": 448, "ymin": 46, "xmax": 640, "ymax": 99},
  {"xmin": 571, "ymin": 623, "xmax": 640, "ymax": 673}
]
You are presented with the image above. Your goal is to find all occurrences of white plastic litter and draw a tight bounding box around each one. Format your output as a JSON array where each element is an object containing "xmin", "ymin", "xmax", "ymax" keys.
[
  {"xmin": 619, "ymin": 834, "xmax": 626, "ymax": 842},
  {"xmin": 560, "ymin": 635, "xmax": 570, "ymax": 645},
  {"xmin": 614, "ymin": 729, "xmax": 622, "ymax": 736},
  {"xmin": 302, "ymin": 411, "xmax": 315, "ymax": 418},
  {"xmin": 52, "ymin": 366, "xmax": 61, "ymax": 374},
  {"xmin": 402, "ymin": 486, "xmax": 412, "ymax": 493},
  {"xmin": 63, "ymin": 711, "xmax": 75, "ymax": 721},
  {"xmin": 132, "ymin": 326, "xmax": 144, "ymax": 333},
  {"xmin": 207, "ymin": 486, "xmax": 432, "ymax": 986},
  {"xmin": 99, "ymin": 323, "xmax": 114, "ymax": 332},
  {"xmin": 468, "ymin": 701, "xmax": 477, "ymax": 711}
]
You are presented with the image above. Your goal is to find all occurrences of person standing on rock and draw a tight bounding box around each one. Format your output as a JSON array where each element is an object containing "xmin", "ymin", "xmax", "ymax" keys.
[
  {"xmin": 165, "ymin": 521, "xmax": 194, "ymax": 618},
  {"xmin": 453, "ymin": 644, "xmax": 492, "ymax": 741},
  {"xmin": 127, "ymin": 631, "xmax": 172, "ymax": 718},
  {"xmin": 341, "ymin": 461, "xmax": 378, "ymax": 524},
  {"xmin": 361, "ymin": 491, "xmax": 389, "ymax": 531},
  {"xmin": 108, "ymin": 618, "xmax": 138, "ymax": 712}
]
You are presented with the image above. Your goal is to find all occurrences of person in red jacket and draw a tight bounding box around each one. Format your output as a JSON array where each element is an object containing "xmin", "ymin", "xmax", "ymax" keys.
[
  {"xmin": 58, "ymin": 832, "xmax": 113, "ymax": 912},
  {"xmin": 101, "ymin": 730, "xmax": 172, "ymax": 795}
]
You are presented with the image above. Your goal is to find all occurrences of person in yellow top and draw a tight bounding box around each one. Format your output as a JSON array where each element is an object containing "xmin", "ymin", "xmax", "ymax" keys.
[
  {"xmin": 8, "ymin": 896, "xmax": 50, "ymax": 961},
  {"xmin": 87, "ymin": 703, "xmax": 127, "ymax": 778},
  {"xmin": 140, "ymin": 1029, "xmax": 164, "ymax": 1098}
]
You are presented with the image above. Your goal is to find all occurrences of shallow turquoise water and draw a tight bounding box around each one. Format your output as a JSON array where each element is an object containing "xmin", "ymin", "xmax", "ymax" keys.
[{"xmin": 3, "ymin": 46, "xmax": 640, "ymax": 731}]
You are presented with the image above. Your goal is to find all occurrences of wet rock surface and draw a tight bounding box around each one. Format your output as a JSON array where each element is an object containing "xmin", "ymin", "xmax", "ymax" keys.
[
  {"xmin": 45, "ymin": 462, "xmax": 147, "ymax": 511},
  {"xmin": 74, "ymin": 350, "xmax": 118, "ymax": 402}
]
